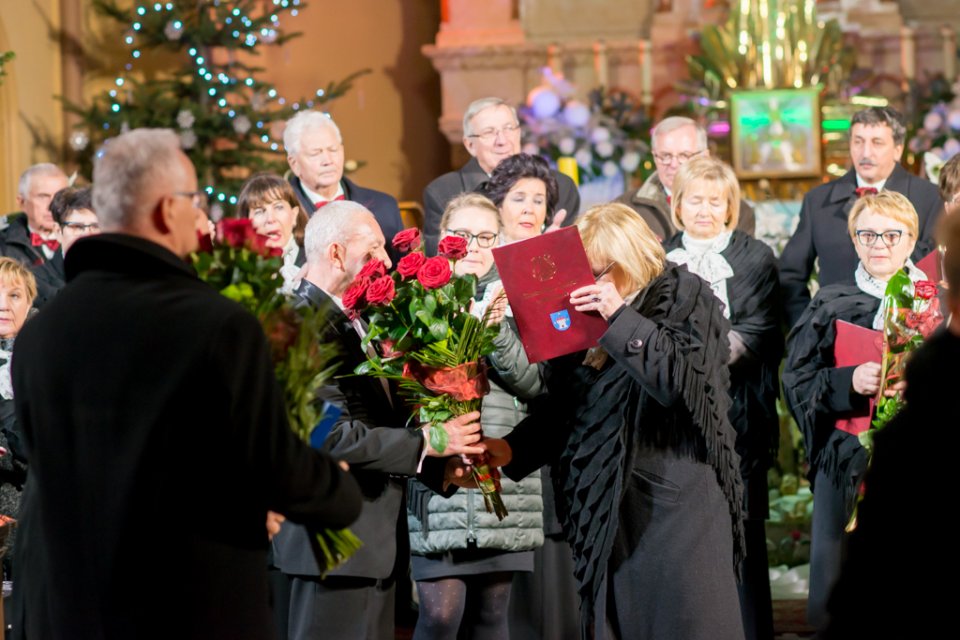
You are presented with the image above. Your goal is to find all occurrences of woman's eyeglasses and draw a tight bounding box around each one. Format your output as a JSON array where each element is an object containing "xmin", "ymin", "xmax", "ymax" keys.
[
  {"xmin": 445, "ymin": 229, "xmax": 499, "ymax": 248},
  {"xmin": 855, "ymin": 229, "xmax": 904, "ymax": 248}
]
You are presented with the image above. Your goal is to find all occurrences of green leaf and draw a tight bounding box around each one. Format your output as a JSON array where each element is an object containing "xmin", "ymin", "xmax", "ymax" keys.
[
  {"xmin": 429, "ymin": 319, "xmax": 449, "ymax": 342},
  {"xmin": 423, "ymin": 293, "xmax": 437, "ymax": 314},
  {"xmin": 428, "ymin": 423, "xmax": 448, "ymax": 455}
]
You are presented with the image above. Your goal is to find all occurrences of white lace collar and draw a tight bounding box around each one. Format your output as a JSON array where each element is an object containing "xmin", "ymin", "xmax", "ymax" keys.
[{"xmin": 665, "ymin": 231, "xmax": 735, "ymax": 318}]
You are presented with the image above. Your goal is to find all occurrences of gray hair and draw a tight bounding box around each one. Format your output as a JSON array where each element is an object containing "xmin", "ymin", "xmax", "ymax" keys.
[
  {"xmin": 651, "ymin": 116, "xmax": 707, "ymax": 152},
  {"xmin": 303, "ymin": 200, "xmax": 375, "ymax": 264},
  {"xmin": 18, "ymin": 163, "xmax": 67, "ymax": 197},
  {"xmin": 851, "ymin": 106, "xmax": 907, "ymax": 146},
  {"xmin": 462, "ymin": 97, "xmax": 518, "ymax": 138},
  {"xmin": 283, "ymin": 110, "xmax": 343, "ymax": 157},
  {"xmin": 92, "ymin": 128, "xmax": 186, "ymax": 229}
]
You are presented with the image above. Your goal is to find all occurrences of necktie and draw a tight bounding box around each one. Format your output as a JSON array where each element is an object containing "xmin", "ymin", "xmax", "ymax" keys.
[
  {"xmin": 855, "ymin": 186, "xmax": 879, "ymax": 198},
  {"xmin": 30, "ymin": 232, "xmax": 60, "ymax": 251},
  {"xmin": 314, "ymin": 194, "xmax": 346, "ymax": 211}
]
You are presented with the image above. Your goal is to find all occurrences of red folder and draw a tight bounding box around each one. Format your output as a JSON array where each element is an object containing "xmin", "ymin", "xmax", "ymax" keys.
[
  {"xmin": 915, "ymin": 248, "xmax": 942, "ymax": 284},
  {"xmin": 833, "ymin": 319, "xmax": 883, "ymax": 436},
  {"xmin": 492, "ymin": 227, "xmax": 608, "ymax": 363}
]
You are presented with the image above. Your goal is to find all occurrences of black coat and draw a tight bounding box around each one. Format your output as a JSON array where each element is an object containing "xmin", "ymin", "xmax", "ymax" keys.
[
  {"xmin": 0, "ymin": 214, "xmax": 48, "ymax": 267},
  {"xmin": 823, "ymin": 328, "xmax": 960, "ymax": 639},
  {"xmin": 503, "ymin": 265, "xmax": 744, "ymax": 639},
  {"xmin": 664, "ymin": 230, "xmax": 783, "ymax": 518},
  {"xmin": 289, "ymin": 175, "xmax": 405, "ymax": 264},
  {"xmin": 271, "ymin": 279, "xmax": 426, "ymax": 581},
  {"xmin": 10, "ymin": 234, "xmax": 361, "ymax": 640},
  {"xmin": 422, "ymin": 157, "xmax": 581, "ymax": 255},
  {"xmin": 779, "ymin": 165, "xmax": 943, "ymax": 326},
  {"xmin": 28, "ymin": 249, "xmax": 65, "ymax": 309}
]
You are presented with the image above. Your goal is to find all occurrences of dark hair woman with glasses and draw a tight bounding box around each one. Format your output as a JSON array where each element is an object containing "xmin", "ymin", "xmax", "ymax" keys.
[
  {"xmin": 407, "ymin": 193, "xmax": 545, "ymax": 640},
  {"xmin": 782, "ymin": 191, "xmax": 929, "ymax": 629}
]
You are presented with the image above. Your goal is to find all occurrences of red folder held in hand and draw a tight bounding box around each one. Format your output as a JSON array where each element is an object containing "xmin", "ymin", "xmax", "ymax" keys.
[
  {"xmin": 492, "ymin": 227, "xmax": 608, "ymax": 363},
  {"xmin": 833, "ymin": 319, "xmax": 883, "ymax": 436}
]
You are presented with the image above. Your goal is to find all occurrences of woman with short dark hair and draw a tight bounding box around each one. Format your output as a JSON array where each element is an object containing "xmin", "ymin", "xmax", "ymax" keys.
[{"xmin": 478, "ymin": 154, "xmax": 559, "ymax": 244}]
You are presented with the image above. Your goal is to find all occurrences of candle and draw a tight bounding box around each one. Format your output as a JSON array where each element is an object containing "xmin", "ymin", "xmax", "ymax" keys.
[
  {"xmin": 593, "ymin": 40, "xmax": 609, "ymax": 89},
  {"xmin": 901, "ymin": 26, "xmax": 916, "ymax": 81},
  {"xmin": 943, "ymin": 26, "xmax": 957, "ymax": 83},
  {"xmin": 639, "ymin": 40, "xmax": 653, "ymax": 107},
  {"xmin": 557, "ymin": 156, "xmax": 579, "ymax": 186}
]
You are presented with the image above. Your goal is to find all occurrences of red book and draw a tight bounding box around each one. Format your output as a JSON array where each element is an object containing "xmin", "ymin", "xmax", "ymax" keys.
[
  {"xmin": 492, "ymin": 227, "xmax": 608, "ymax": 363},
  {"xmin": 833, "ymin": 319, "xmax": 883, "ymax": 436},
  {"xmin": 915, "ymin": 248, "xmax": 942, "ymax": 284}
]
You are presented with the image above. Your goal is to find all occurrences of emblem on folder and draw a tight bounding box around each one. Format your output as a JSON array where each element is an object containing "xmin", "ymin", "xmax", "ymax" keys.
[{"xmin": 549, "ymin": 309, "xmax": 571, "ymax": 331}]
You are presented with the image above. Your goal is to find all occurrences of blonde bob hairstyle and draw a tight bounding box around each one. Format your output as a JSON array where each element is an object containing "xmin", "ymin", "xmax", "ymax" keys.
[
  {"xmin": 439, "ymin": 192, "xmax": 502, "ymax": 233},
  {"xmin": 0, "ymin": 257, "xmax": 38, "ymax": 306},
  {"xmin": 670, "ymin": 156, "xmax": 740, "ymax": 233},
  {"xmin": 577, "ymin": 203, "xmax": 666, "ymax": 294},
  {"xmin": 847, "ymin": 191, "xmax": 919, "ymax": 242}
]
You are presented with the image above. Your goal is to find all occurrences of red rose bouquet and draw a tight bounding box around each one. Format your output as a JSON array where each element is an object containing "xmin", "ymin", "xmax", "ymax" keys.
[
  {"xmin": 347, "ymin": 228, "xmax": 509, "ymax": 519},
  {"xmin": 192, "ymin": 218, "xmax": 361, "ymax": 572},
  {"xmin": 865, "ymin": 270, "xmax": 943, "ymax": 449}
]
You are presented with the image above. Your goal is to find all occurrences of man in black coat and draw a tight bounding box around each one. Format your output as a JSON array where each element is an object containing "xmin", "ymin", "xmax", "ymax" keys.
[
  {"xmin": 0, "ymin": 163, "xmax": 68, "ymax": 267},
  {"xmin": 779, "ymin": 106, "xmax": 943, "ymax": 325},
  {"xmin": 283, "ymin": 110, "xmax": 405, "ymax": 263},
  {"xmin": 422, "ymin": 97, "xmax": 581, "ymax": 255},
  {"xmin": 271, "ymin": 200, "xmax": 484, "ymax": 640},
  {"xmin": 10, "ymin": 128, "xmax": 362, "ymax": 640}
]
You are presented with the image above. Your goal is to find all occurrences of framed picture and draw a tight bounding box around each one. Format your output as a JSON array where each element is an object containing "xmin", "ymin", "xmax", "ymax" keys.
[{"xmin": 730, "ymin": 87, "xmax": 822, "ymax": 179}]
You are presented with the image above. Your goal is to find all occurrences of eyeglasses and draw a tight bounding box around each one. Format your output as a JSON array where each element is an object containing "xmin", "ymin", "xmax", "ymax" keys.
[
  {"xmin": 652, "ymin": 150, "xmax": 703, "ymax": 165},
  {"xmin": 61, "ymin": 222, "xmax": 100, "ymax": 233},
  {"xmin": 467, "ymin": 123, "xmax": 521, "ymax": 142},
  {"xmin": 174, "ymin": 190, "xmax": 209, "ymax": 210},
  {"xmin": 445, "ymin": 228, "xmax": 499, "ymax": 248},
  {"xmin": 855, "ymin": 229, "xmax": 904, "ymax": 248}
]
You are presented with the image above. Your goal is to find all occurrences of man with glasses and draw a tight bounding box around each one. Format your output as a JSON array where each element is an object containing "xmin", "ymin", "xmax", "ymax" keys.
[
  {"xmin": 1, "ymin": 163, "xmax": 69, "ymax": 267},
  {"xmin": 615, "ymin": 116, "xmax": 755, "ymax": 241},
  {"xmin": 779, "ymin": 106, "xmax": 944, "ymax": 326},
  {"xmin": 10, "ymin": 128, "xmax": 362, "ymax": 638},
  {"xmin": 422, "ymin": 97, "xmax": 580, "ymax": 255}
]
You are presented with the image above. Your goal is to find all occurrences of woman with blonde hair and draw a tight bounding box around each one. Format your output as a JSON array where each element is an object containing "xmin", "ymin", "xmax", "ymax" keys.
[
  {"xmin": 481, "ymin": 202, "xmax": 745, "ymax": 639},
  {"xmin": 783, "ymin": 191, "xmax": 929, "ymax": 629},
  {"xmin": 663, "ymin": 156, "xmax": 782, "ymax": 640}
]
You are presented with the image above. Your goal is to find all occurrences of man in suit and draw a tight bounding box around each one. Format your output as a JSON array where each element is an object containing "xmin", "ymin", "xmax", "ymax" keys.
[
  {"xmin": 614, "ymin": 116, "xmax": 756, "ymax": 241},
  {"xmin": 422, "ymin": 97, "xmax": 581, "ymax": 255},
  {"xmin": 10, "ymin": 128, "xmax": 362, "ymax": 639},
  {"xmin": 272, "ymin": 200, "xmax": 485, "ymax": 640},
  {"xmin": 779, "ymin": 106, "xmax": 944, "ymax": 325},
  {"xmin": 1, "ymin": 163, "xmax": 68, "ymax": 267},
  {"xmin": 29, "ymin": 185, "xmax": 100, "ymax": 308},
  {"xmin": 283, "ymin": 111, "xmax": 405, "ymax": 263}
]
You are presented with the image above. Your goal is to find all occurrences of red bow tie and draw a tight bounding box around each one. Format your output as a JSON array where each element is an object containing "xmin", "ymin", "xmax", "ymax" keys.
[
  {"xmin": 855, "ymin": 187, "xmax": 879, "ymax": 198},
  {"xmin": 666, "ymin": 195, "xmax": 672, "ymax": 206},
  {"xmin": 314, "ymin": 194, "xmax": 346, "ymax": 210},
  {"xmin": 30, "ymin": 232, "xmax": 60, "ymax": 251}
]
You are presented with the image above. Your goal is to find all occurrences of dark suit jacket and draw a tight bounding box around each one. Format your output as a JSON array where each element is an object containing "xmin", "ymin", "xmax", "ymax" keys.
[
  {"xmin": 11, "ymin": 234, "xmax": 361, "ymax": 640},
  {"xmin": 289, "ymin": 175, "xmax": 405, "ymax": 264},
  {"xmin": 271, "ymin": 279, "xmax": 425, "ymax": 581},
  {"xmin": 422, "ymin": 157, "xmax": 581, "ymax": 255},
  {"xmin": 29, "ymin": 249, "xmax": 65, "ymax": 309},
  {"xmin": 779, "ymin": 164, "xmax": 944, "ymax": 326},
  {"xmin": 0, "ymin": 213, "xmax": 48, "ymax": 267}
]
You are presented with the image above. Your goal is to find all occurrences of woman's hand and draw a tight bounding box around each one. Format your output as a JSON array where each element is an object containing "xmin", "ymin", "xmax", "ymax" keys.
[
  {"xmin": 570, "ymin": 280, "xmax": 624, "ymax": 321},
  {"xmin": 852, "ymin": 362, "xmax": 882, "ymax": 396},
  {"xmin": 485, "ymin": 286, "xmax": 508, "ymax": 327}
]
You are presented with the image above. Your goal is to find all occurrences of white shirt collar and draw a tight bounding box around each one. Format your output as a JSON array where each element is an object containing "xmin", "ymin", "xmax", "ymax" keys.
[
  {"xmin": 855, "ymin": 175, "xmax": 887, "ymax": 191},
  {"xmin": 300, "ymin": 181, "xmax": 344, "ymax": 205}
]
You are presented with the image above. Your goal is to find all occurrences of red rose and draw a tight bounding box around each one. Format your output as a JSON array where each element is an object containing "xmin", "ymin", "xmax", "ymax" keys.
[
  {"xmin": 196, "ymin": 230, "xmax": 214, "ymax": 254},
  {"xmin": 365, "ymin": 275, "xmax": 396, "ymax": 305},
  {"xmin": 357, "ymin": 258, "xmax": 388, "ymax": 280},
  {"xmin": 392, "ymin": 228, "xmax": 421, "ymax": 253},
  {"xmin": 342, "ymin": 277, "xmax": 371, "ymax": 311},
  {"xmin": 914, "ymin": 280, "xmax": 938, "ymax": 300},
  {"xmin": 396, "ymin": 251, "xmax": 426, "ymax": 279},
  {"xmin": 417, "ymin": 256, "xmax": 452, "ymax": 289},
  {"xmin": 437, "ymin": 235, "xmax": 468, "ymax": 260},
  {"xmin": 379, "ymin": 339, "xmax": 403, "ymax": 358},
  {"xmin": 217, "ymin": 218, "xmax": 254, "ymax": 249}
]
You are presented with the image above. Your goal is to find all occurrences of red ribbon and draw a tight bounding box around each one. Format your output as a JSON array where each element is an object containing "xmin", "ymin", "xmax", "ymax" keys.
[
  {"xmin": 854, "ymin": 187, "xmax": 878, "ymax": 198},
  {"xmin": 314, "ymin": 194, "xmax": 346, "ymax": 211},
  {"xmin": 402, "ymin": 361, "xmax": 490, "ymax": 401}
]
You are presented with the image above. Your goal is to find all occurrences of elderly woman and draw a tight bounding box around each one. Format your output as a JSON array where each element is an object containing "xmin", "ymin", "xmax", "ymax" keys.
[
  {"xmin": 782, "ymin": 191, "xmax": 928, "ymax": 629},
  {"xmin": 478, "ymin": 153, "xmax": 559, "ymax": 244},
  {"xmin": 407, "ymin": 193, "xmax": 544, "ymax": 640},
  {"xmin": 481, "ymin": 203, "xmax": 745, "ymax": 639},
  {"xmin": 237, "ymin": 172, "xmax": 308, "ymax": 291},
  {"xmin": 1, "ymin": 258, "xmax": 37, "ymax": 577},
  {"xmin": 663, "ymin": 156, "xmax": 782, "ymax": 640}
]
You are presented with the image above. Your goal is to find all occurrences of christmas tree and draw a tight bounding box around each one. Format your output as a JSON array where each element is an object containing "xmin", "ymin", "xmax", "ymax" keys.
[{"xmin": 66, "ymin": 0, "xmax": 365, "ymax": 217}]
